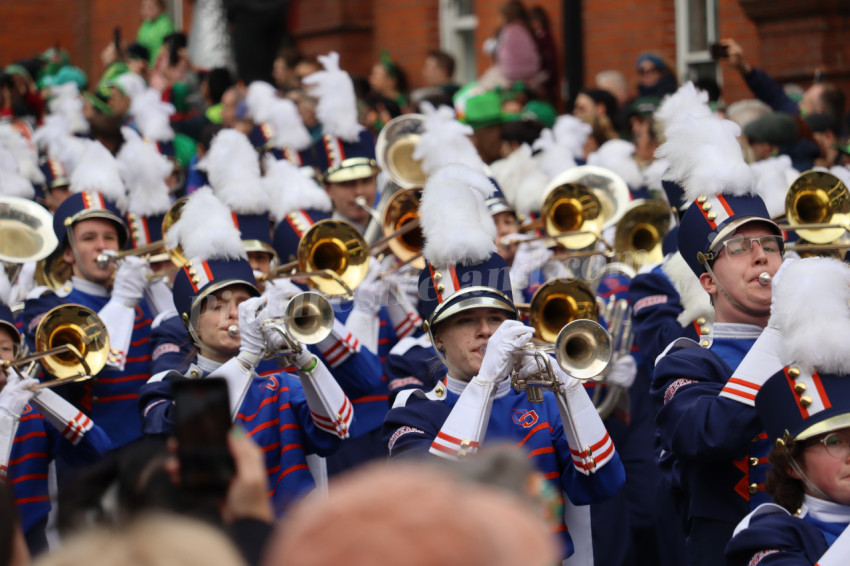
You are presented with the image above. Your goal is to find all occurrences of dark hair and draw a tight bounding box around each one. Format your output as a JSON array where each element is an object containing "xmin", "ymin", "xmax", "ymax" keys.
[
  {"xmin": 819, "ymin": 83, "xmax": 847, "ymax": 120},
  {"xmin": 695, "ymin": 77, "xmax": 721, "ymax": 103},
  {"xmin": 276, "ymin": 46, "xmax": 303, "ymax": 69},
  {"xmin": 199, "ymin": 124, "xmax": 224, "ymax": 153},
  {"xmin": 0, "ymin": 482, "xmax": 19, "ymax": 566},
  {"xmin": 206, "ymin": 67, "xmax": 233, "ymax": 105},
  {"xmin": 528, "ymin": 6, "xmax": 550, "ymax": 30},
  {"xmin": 501, "ymin": 0, "xmax": 531, "ymax": 25},
  {"xmin": 426, "ymin": 50, "xmax": 456, "ymax": 78},
  {"xmin": 580, "ymin": 88, "xmax": 619, "ymax": 120},
  {"xmin": 764, "ymin": 439, "xmax": 807, "ymax": 513},
  {"xmin": 500, "ymin": 119, "xmax": 544, "ymax": 146},
  {"xmin": 382, "ymin": 59, "xmax": 409, "ymax": 96}
]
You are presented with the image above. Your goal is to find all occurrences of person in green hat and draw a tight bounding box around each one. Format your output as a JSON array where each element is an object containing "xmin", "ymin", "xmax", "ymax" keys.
[
  {"xmin": 463, "ymin": 90, "xmax": 504, "ymax": 164},
  {"xmin": 137, "ymin": 0, "xmax": 174, "ymax": 66}
]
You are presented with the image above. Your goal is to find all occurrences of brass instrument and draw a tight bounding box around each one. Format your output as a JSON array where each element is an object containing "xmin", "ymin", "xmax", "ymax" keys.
[
  {"xmin": 377, "ymin": 188, "xmax": 425, "ymax": 269},
  {"xmin": 260, "ymin": 219, "xmax": 369, "ymax": 297},
  {"xmin": 593, "ymin": 297, "xmax": 633, "ymax": 419},
  {"xmin": 260, "ymin": 292, "xmax": 335, "ymax": 356},
  {"xmin": 95, "ymin": 196, "xmax": 188, "ymax": 269},
  {"xmin": 2, "ymin": 304, "xmax": 110, "ymax": 389},
  {"xmin": 518, "ymin": 278, "xmax": 599, "ymax": 343},
  {"xmin": 0, "ymin": 197, "xmax": 60, "ymax": 290},
  {"xmin": 613, "ymin": 199, "xmax": 672, "ymax": 270},
  {"xmin": 783, "ymin": 170, "xmax": 850, "ymax": 244},
  {"xmin": 539, "ymin": 165, "xmax": 631, "ymax": 250},
  {"xmin": 511, "ymin": 319, "xmax": 613, "ymax": 403},
  {"xmin": 375, "ymin": 114, "xmax": 427, "ymax": 189}
]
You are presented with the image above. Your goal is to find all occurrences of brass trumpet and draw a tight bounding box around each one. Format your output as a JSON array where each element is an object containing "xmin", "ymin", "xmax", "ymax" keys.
[
  {"xmin": 260, "ymin": 292, "xmax": 335, "ymax": 356},
  {"xmin": 2, "ymin": 304, "xmax": 110, "ymax": 388},
  {"xmin": 511, "ymin": 319, "xmax": 613, "ymax": 403}
]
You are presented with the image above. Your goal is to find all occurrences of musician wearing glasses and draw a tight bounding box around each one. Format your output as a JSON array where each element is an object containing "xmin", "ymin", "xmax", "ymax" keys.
[
  {"xmin": 139, "ymin": 188, "xmax": 353, "ymax": 514},
  {"xmin": 382, "ymin": 165, "xmax": 625, "ymax": 560},
  {"xmin": 726, "ymin": 257, "xmax": 850, "ymax": 565},
  {"xmin": 22, "ymin": 142, "xmax": 155, "ymax": 449},
  {"xmin": 0, "ymin": 303, "xmax": 110, "ymax": 555}
]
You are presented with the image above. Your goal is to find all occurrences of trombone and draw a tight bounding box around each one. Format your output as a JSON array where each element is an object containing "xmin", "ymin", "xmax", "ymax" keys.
[
  {"xmin": 3, "ymin": 304, "xmax": 110, "ymax": 389},
  {"xmin": 779, "ymin": 170, "xmax": 850, "ymax": 248}
]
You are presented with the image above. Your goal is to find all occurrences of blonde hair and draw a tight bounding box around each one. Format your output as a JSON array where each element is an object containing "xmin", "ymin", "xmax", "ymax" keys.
[{"xmin": 35, "ymin": 513, "xmax": 247, "ymax": 566}]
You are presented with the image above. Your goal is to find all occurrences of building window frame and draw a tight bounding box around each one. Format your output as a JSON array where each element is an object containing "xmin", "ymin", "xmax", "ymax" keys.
[
  {"xmin": 674, "ymin": 0, "xmax": 720, "ymax": 84},
  {"xmin": 439, "ymin": 0, "xmax": 478, "ymax": 84}
]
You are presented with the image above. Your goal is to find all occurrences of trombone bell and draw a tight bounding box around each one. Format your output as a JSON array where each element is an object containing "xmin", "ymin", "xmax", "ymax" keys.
[
  {"xmin": 381, "ymin": 188, "xmax": 425, "ymax": 269},
  {"xmin": 0, "ymin": 197, "xmax": 58, "ymax": 264},
  {"xmin": 528, "ymin": 279, "xmax": 599, "ymax": 343},
  {"xmin": 376, "ymin": 114, "xmax": 427, "ymax": 189},
  {"xmin": 785, "ymin": 170, "xmax": 850, "ymax": 244},
  {"xmin": 34, "ymin": 304, "xmax": 110, "ymax": 383},
  {"xmin": 297, "ymin": 219, "xmax": 370, "ymax": 296},
  {"xmin": 613, "ymin": 199, "xmax": 671, "ymax": 270}
]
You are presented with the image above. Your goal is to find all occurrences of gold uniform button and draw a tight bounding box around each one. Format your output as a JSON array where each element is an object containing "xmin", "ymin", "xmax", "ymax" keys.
[
  {"xmin": 748, "ymin": 484, "xmax": 759, "ymax": 495},
  {"xmin": 700, "ymin": 339, "xmax": 710, "ymax": 348},
  {"xmin": 697, "ymin": 195, "xmax": 707, "ymax": 204},
  {"xmin": 800, "ymin": 395, "xmax": 813, "ymax": 408},
  {"xmin": 436, "ymin": 284, "xmax": 445, "ymax": 293},
  {"xmin": 700, "ymin": 326, "xmax": 711, "ymax": 335},
  {"xmin": 794, "ymin": 382, "xmax": 807, "ymax": 394},
  {"xmin": 749, "ymin": 457, "xmax": 759, "ymax": 467},
  {"xmin": 696, "ymin": 317, "xmax": 706, "ymax": 326},
  {"xmin": 788, "ymin": 367, "xmax": 801, "ymax": 379},
  {"xmin": 702, "ymin": 202, "xmax": 712, "ymax": 212},
  {"xmin": 433, "ymin": 272, "xmax": 442, "ymax": 282},
  {"xmin": 434, "ymin": 384, "xmax": 445, "ymax": 397},
  {"xmin": 91, "ymin": 396, "xmax": 99, "ymax": 404},
  {"xmin": 707, "ymin": 211, "xmax": 717, "ymax": 221}
]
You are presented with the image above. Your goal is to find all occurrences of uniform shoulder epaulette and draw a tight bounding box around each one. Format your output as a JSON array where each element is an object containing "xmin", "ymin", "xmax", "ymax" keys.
[
  {"xmin": 655, "ymin": 336, "xmax": 701, "ymax": 367},
  {"xmin": 392, "ymin": 380, "xmax": 448, "ymax": 409},
  {"xmin": 732, "ymin": 503, "xmax": 790, "ymax": 536},
  {"xmin": 389, "ymin": 334, "xmax": 432, "ymax": 356},
  {"xmin": 151, "ymin": 310, "xmax": 179, "ymax": 330}
]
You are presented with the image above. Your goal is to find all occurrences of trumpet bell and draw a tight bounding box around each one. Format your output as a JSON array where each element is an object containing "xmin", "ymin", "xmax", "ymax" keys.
[
  {"xmin": 297, "ymin": 219, "xmax": 370, "ymax": 296},
  {"xmin": 554, "ymin": 319, "xmax": 612, "ymax": 380},
  {"xmin": 614, "ymin": 199, "xmax": 671, "ymax": 269},
  {"xmin": 529, "ymin": 278, "xmax": 599, "ymax": 343},
  {"xmin": 786, "ymin": 170, "xmax": 850, "ymax": 244},
  {"xmin": 376, "ymin": 114, "xmax": 427, "ymax": 189},
  {"xmin": 381, "ymin": 188, "xmax": 425, "ymax": 269},
  {"xmin": 283, "ymin": 292, "xmax": 335, "ymax": 345},
  {"xmin": 0, "ymin": 197, "xmax": 58, "ymax": 264},
  {"xmin": 541, "ymin": 165, "xmax": 631, "ymax": 249},
  {"xmin": 34, "ymin": 304, "xmax": 109, "ymax": 382}
]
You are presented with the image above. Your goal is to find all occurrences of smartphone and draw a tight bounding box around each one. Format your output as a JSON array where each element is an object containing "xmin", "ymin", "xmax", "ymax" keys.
[
  {"xmin": 173, "ymin": 377, "xmax": 235, "ymax": 495},
  {"xmin": 710, "ymin": 43, "xmax": 729, "ymax": 60}
]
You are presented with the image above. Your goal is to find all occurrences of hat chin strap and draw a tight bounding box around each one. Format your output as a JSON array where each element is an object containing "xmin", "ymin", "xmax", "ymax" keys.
[
  {"xmin": 67, "ymin": 229, "xmax": 105, "ymax": 285},
  {"xmin": 786, "ymin": 448, "xmax": 835, "ymax": 503},
  {"xmin": 703, "ymin": 261, "xmax": 770, "ymax": 319}
]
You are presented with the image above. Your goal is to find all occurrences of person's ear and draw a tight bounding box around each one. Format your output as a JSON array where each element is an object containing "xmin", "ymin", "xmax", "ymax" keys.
[{"xmin": 699, "ymin": 271, "xmax": 716, "ymax": 296}]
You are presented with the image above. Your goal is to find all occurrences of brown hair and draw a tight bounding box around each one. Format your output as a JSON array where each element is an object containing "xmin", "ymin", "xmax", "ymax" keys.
[{"xmin": 764, "ymin": 439, "xmax": 807, "ymax": 513}]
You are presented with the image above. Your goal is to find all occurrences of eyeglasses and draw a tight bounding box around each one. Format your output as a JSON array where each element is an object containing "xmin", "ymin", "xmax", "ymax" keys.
[
  {"xmin": 814, "ymin": 431, "xmax": 850, "ymax": 459},
  {"xmin": 719, "ymin": 235, "xmax": 784, "ymax": 257}
]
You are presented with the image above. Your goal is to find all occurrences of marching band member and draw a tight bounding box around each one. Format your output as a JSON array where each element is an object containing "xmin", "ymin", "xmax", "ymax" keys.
[
  {"xmin": 383, "ymin": 163, "xmax": 625, "ymax": 560},
  {"xmin": 650, "ymin": 109, "xmax": 789, "ymax": 566},
  {"xmin": 22, "ymin": 140, "xmax": 155, "ymax": 449},
  {"xmin": 138, "ymin": 187, "xmax": 353, "ymax": 514},
  {"xmin": 726, "ymin": 257, "xmax": 850, "ymax": 565},
  {"xmin": 0, "ymin": 303, "xmax": 110, "ymax": 555},
  {"xmin": 302, "ymin": 52, "xmax": 380, "ymax": 233}
]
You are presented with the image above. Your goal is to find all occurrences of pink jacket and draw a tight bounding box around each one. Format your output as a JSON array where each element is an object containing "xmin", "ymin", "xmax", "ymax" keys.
[{"xmin": 497, "ymin": 23, "xmax": 541, "ymax": 81}]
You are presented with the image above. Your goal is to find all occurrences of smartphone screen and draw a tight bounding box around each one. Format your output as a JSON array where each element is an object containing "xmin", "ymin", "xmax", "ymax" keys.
[
  {"xmin": 709, "ymin": 43, "xmax": 729, "ymax": 60},
  {"xmin": 173, "ymin": 377, "xmax": 235, "ymax": 495}
]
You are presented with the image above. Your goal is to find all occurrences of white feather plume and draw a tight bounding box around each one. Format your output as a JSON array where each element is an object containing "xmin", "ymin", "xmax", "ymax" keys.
[
  {"xmin": 532, "ymin": 128, "xmax": 578, "ymax": 180},
  {"xmin": 413, "ymin": 103, "xmax": 485, "ymax": 175},
  {"xmin": 642, "ymin": 158, "xmax": 669, "ymax": 194},
  {"xmin": 0, "ymin": 267, "xmax": 12, "ymax": 307},
  {"xmin": 131, "ymin": 88, "xmax": 175, "ymax": 141},
  {"xmin": 491, "ymin": 144, "xmax": 549, "ymax": 216},
  {"xmin": 69, "ymin": 141, "xmax": 125, "ymax": 202},
  {"xmin": 750, "ymin": 156, "xmax": 797, "ymax": 218},
  {"xmin": 245, "ymin": 81, "xmax": 278, "ymax": 120},
  {"xmin": 47, "ymin": 83, "xmax": 89, "ymax": 135},
  {"xmin": 660, "ymin": 251, "xmax": 714, "ymax": 327},
  {"xmin": 0, "ymin": 125, "xmax": 44, "ymax": 184},
  {"xmin": 301, "ymin": 52, "xmax": 363, "ymax": 142},
  {"xmin": 115, "ymin": 73, "xmax": 147, "ymax": 101},
  {"xmin": 551, "ymin": 115, "xmax": 591, "ymax": 159},
  {"xmin": 655, "ymin": 114, "xmax": 753, "ymax": 201},
  {"xmin": 204, "ymin": 129, "xmax": 269, "ymax": 214},
  {"xmin": 773, "ymin": 257, "xmax": 850, "ymax": 374},
  {"xmin": 269, "ymin": 98, "xmax": 312, "ymax": 150},
  {"xmin": 263, "ymin": 155, "xmax": 332, "ymax": 222},
  {"xmin": 420, "ymin": 164, "xmax": 497, "ymax": 266},
  {"xmin": 0, "ymin": 150, "xmax": 35, "ymax": 198},
  {"xmin": 654, "ymin": 82, "xmax": 712, "ymax": 133},
  {"xmin": 165, "ymin": 187, "xmax": 246, "ymax": 261},
  {"xmin": 587, "ymin": 139, "xmax": 643, "ymax": 190},
  {"xmin": 116, "ymin": 127, "xmax": 173, "ymax": 216}
]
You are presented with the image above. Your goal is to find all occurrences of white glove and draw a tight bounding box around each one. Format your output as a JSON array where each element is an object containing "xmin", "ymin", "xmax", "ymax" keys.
[
  {"xmin": 0, "ymin": 372, "xmax": 37, "ymax": 419},
  {"xmin": 111, "ymin": 256, "xmax": 150, "ymax": 303},
  {"xmin": 353, "ymin": 257, "xmax": 389, "ymax": 315},
  {"xmin": 475, "ymin": 320, "xmax": 535, "ymax": 385},
  {"xmin": 605, "ymin": 355, "xmax": 637, "ymax": 389},
  {"xmin": 237, "ymin": 296, "xmax": 268, "ymax": 367},
  {"xmin": 510, "ymin": 240, "xmax": 553, "ymax": 289}
]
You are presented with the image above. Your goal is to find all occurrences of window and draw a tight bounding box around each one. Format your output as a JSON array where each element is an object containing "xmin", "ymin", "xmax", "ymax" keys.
[
  {"xmin": 675, "ymin": 0, "xmax": 719, "ymax": 84},
  {"xmin": 440, "ymin": 0, "xmax": 478, "ymax": 84}
]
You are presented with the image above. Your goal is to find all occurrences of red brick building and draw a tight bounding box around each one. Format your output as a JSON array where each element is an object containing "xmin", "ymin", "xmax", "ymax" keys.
[{"xmin": 1, "ymin": 0, "xmax": 848, "ymax": 110}]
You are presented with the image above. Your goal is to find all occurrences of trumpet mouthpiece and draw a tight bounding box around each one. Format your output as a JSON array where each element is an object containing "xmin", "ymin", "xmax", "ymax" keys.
[
  {"xmin": 758, "ymin": 272, "xmax": 772, "ymax": 286},
  {"xmin": 227, "ymin": 325, "xmax": 240, "ymax": 337}
]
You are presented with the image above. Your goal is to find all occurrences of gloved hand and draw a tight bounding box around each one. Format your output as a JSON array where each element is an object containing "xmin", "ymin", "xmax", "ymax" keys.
[
  {"xmin": 475, "ymin": 320, "xmax": 535, "ymax": 386},
  {"xmin": 237, "ymin": 296, "xmax": 268, "ymax": 366},
  {"xmin": 263, "ymin": 278, "xmax": 303, "ymax": 307},
  {"xmin": 768, "ymin": 257, "xmax": 796, "ymax": 328},
  {"xmin": 510, "ymin": 239, "xmax": 554, "ymax": 289},
  {"xmin": 605, "ymin": 355, "xmax": 637, "ymax": 388},
  {"xmin": 378, "ymin": 256, "xmax": 419, "ymax": 308},
  {"xmin": 111, "ymin": 256, "xmax": 151, "ymax": 303},
  {"xmin": 353, "ymin": 257, "xmax": 389, "ymax": 315},
  {"xmin": 0, "ymin": 371, "xmax": 37, "ymax": 418}
]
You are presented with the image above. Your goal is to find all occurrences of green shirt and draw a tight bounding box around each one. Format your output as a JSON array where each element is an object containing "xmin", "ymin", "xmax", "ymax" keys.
[{"xmin": 137, "ymin": 13, "xmax": 174, "ymax": 65}]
